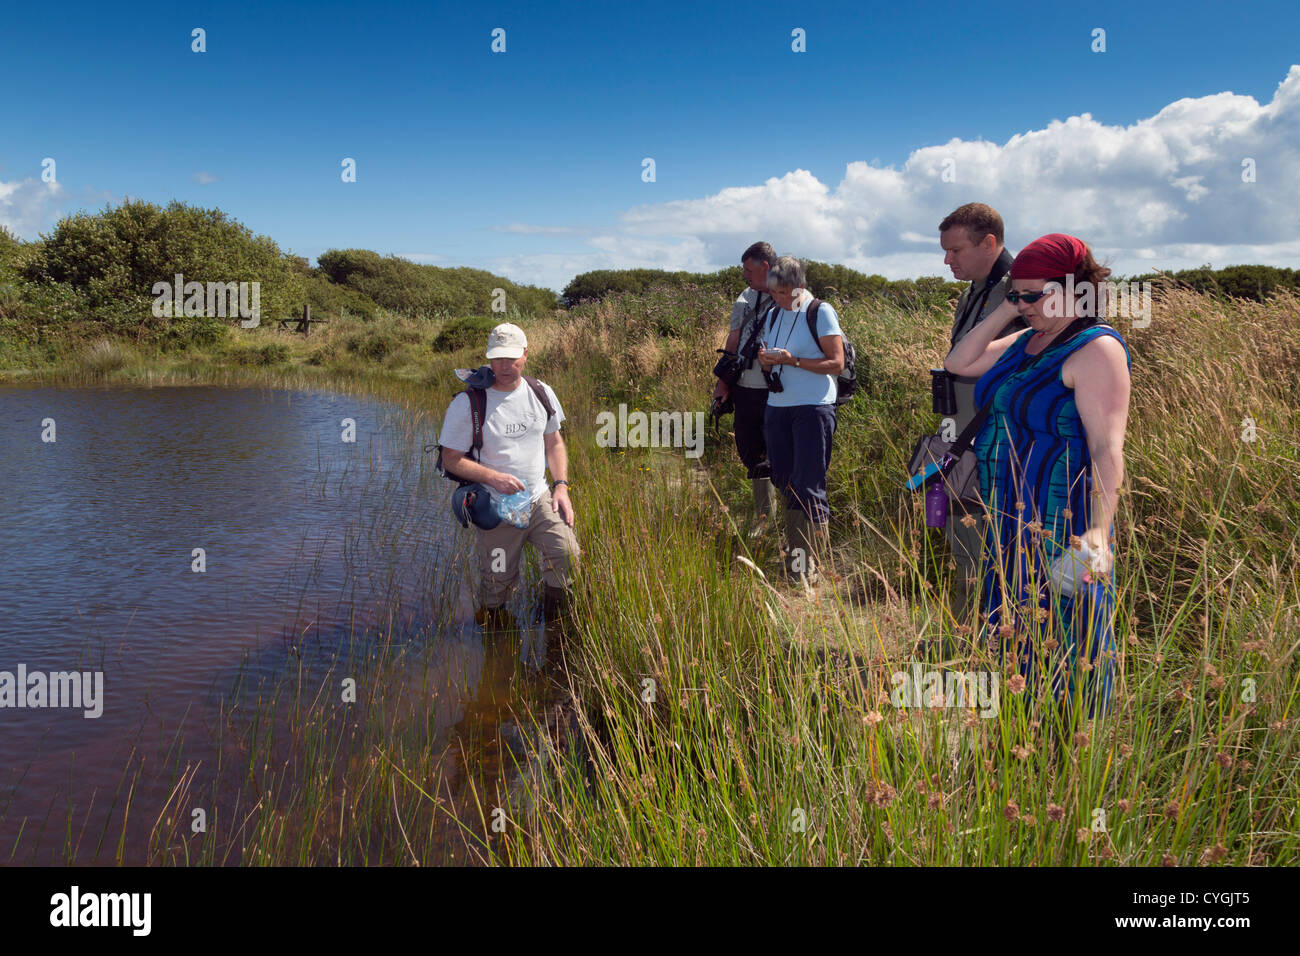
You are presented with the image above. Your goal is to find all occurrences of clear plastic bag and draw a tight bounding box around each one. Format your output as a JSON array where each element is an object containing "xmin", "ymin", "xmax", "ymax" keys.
[
  {"xmin": 492, "ymin": 483, "xmax": 532, "ymax": 529},
  {"xmin": 1048, "ymin": 540, "xmax": 1097, "ymax": 597}
]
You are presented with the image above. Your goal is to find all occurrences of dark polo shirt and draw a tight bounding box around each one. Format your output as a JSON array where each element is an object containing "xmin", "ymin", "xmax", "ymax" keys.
[{"xmin": 945, "ymin": 247, "xmax": 1027, "ymax": 433}]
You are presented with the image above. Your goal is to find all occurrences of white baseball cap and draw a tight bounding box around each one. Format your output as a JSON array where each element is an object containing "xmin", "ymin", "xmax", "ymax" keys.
[{"xmin": 486, "ymin": 323, "xmax": 528, "ymax": 359}]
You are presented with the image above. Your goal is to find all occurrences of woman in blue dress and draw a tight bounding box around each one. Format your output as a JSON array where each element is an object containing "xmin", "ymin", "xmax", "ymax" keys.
[{"xmin": 944, "ymin": 234, "xmax": 1132, "ymax": 718}]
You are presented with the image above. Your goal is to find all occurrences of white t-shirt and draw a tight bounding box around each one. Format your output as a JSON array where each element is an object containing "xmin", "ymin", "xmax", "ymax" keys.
[
  {"xmin": 439, "ymin": 380, "xmax": 565, "ymax": 502},
  {"xmin": 729, "ymin": 288, "xmax": 775, "ymax": 389},
  {"xmin": 762, "ymin": 291, "xmax": 842, "ymax": 408}
]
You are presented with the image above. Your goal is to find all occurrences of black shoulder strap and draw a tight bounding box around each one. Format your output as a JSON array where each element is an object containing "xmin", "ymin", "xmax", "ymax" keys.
[
  {"xmin": 467, "ymin": 387, "xmax": 487, "ymax": 458},
  {"xmin": 803, "ymin": 298, "xmax": 824, "ymax": 345},
  {"xmin": 952, "ymin": 247, "xmax": 1015, "ymax": 347},
  {"xmin": 945, "ymin": 318, "xmax": 1098, "ymax": 460},
  {"xmin": 522, "ymin": 375, "xmax": 555, "ymax": 421},
  {"xmin": 744, "ymin": 290, "xmax": 768, "ymax": 334},
  {"xmin": 739, "ymin": 302, "xmax": 766, "ymax": 360}
]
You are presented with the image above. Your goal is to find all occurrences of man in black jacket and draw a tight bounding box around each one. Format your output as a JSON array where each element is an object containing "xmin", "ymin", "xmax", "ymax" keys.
[{"xmin": 937, "ymin": 203, "xmax": 1028, "ymax": 632}]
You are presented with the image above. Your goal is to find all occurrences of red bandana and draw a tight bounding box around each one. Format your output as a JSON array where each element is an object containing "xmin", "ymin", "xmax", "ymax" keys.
[{"xmin": 1010, "ymin": 233, "xmax": 1089, "ymax": 280}]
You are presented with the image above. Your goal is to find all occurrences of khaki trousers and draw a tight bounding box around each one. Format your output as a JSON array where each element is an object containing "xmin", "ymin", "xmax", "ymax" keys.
[{"xmin": 475, "ymin": 488, "xmax": 580, "ymax": 608}]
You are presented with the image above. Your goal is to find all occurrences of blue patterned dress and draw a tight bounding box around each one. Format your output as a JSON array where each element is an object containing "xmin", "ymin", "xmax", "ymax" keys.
[{"xmin": 973, "ymin": 324, "xmax": 1131, "ymax": 716}]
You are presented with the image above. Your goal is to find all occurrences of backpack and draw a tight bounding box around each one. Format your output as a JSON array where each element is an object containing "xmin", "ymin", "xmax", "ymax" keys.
[
  {"xmin": 764, "ymin": 298, "xmax": 862, "ymax": 405},
  {"xmin": 433, "ymin": 372, "xmax": 555, "ymax": 485}
]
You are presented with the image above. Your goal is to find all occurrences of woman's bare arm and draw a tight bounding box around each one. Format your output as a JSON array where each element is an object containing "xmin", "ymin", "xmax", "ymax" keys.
[
  {"xmin": 944, "ymin": 299, "xmax": 1026, "ymax": 378},
  {"xmin": 1070, "ymin": 335, "xmax": 1131, "ymax": 570}
]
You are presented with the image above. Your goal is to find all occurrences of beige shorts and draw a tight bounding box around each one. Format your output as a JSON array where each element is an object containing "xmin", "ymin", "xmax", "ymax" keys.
[{"xmin": 475, "ymin": 487, "xmax": 580, "ymax": 607}]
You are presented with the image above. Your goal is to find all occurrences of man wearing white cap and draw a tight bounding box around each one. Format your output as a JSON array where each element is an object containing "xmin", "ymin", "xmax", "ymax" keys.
[{"xmin": 439, "ymin": 323, "xmax": 579, "ymax": 621}]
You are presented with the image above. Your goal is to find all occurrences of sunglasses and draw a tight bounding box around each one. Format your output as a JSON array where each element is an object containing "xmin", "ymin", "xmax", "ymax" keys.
[{"xmin": 1006, "ymin": 289, "xmax": 1056, "ymax": 304}]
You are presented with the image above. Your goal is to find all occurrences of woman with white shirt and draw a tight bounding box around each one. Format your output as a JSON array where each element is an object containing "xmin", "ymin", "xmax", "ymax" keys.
[{"xmin": 756, "ymin": 256, "xmax": 846, "ymax": 583}]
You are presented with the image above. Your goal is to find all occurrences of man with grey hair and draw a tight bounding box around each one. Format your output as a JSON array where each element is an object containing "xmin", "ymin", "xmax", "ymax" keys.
[
  {"xmin": 936, "ymin": 203, "xmax": 1027, "ymax": 637},
  {"xmin": 712, "ymin": 241, "xmax": 778, "ymax": 536}
]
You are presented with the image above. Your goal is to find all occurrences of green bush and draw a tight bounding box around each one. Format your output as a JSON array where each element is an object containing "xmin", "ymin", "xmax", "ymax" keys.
[
  {"xmin": 432, "ymin": 314, "xmax": 497, "ymax": 353},
  {"xmin": 1130, "ymin": 263, "xmax": 1300, "ymax": 302},
  {"xmin": 562, "ymin": 262, "xmax": 962, "ymax": 309},
  {"xmin": 561, "ymin": 268, "xmax": 737, "ymax": 305},
  {"xmin": 24, "ymin": 199, "xmax": 303, "ymax": 346},
  {"xmin": 343, "ymin": 328, "xmax": 397, "ymax": 362},
  {"xmin": 80, "ymin": 337, "xmax": 133, "ymax": 374},
  {"xmin": 0, "ymin": 282, "xmax": 22, "ymax": 320},
  {"xmin": 302, "ymin": 272, "xmax": 378, "ymax": 322},
  {"xmin": 227, "ymin": 341, "xmax": 290, "ymax": 366},
  {"xmin": 0, "ymin": 226, "xmax": 25, "ymax": 284},
  {"xmin": 6, "ymin": 279, "xmax": 90, "ymax": 329},
  {"xmin": 316, "ymin": 249, "xmax": 557, "ymax": 318},
  {"xmin": 161, "ymin": 313, "xmax": 229, "ymax": 350},
  {"xmin": 306, "ymin": 343, "xmax": 336, "ymax": 366}
]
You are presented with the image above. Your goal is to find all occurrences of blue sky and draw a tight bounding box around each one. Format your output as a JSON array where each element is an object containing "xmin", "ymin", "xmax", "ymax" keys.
[{"xmin": 2, "ymin": 0, "xmax": 1297, "ymax": 289}]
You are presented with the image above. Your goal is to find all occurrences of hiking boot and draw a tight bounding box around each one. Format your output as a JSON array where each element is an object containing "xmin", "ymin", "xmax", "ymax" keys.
[
  {"xmin": 811, "ymin": 519, "xmax": 833, "ymax": 577},
  {"xmin": 747, "ymin": 477, "xmax": 774, "ymax": 538},
  {"xmin": 783, "ymin": 508, "xmax": 819, "ymax": 585}
]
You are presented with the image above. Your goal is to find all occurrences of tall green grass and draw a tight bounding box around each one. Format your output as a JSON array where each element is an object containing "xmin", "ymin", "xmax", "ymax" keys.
[{"xmin": 4, "ymin": 285, "xmax": 1296, "ymax": 865}]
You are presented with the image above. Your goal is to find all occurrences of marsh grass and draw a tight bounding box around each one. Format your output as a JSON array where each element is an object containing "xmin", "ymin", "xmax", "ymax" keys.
[{"xmin": 3, "ymin": 286, "xmax": 1296, "ymax": 865}]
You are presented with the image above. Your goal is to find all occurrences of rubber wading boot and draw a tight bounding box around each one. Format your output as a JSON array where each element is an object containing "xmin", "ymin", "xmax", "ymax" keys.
[
  {"xmin": 541, "ymin": 584, "xmax": 572, "ymax": 622},
  {"xmin": 748, "ymin": 477, "xmax": 774, "ymax": 538},
  {"xmin": 475, "ymin": 605, "xmax": 515, "ymax": 631},
  {"xmin": 813, "ymin": 520, "xmax": 835, "ymax": 578},
  {"xmin": 784, "ymin": 508, "xmax": 819, "ymax": 585}
]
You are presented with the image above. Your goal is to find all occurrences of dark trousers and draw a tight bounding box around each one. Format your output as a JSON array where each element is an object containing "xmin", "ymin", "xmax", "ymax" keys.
[
  {"xmin": 732, "ymin": 385, "xmax": 770, "ymax": 479},
  {"xmin": 943, "ymin": 502, "xmax": 985, "ymax": 625},
  {"xmin": 763, "ymin": 403, "xmax": 837, "ymax": 522}
]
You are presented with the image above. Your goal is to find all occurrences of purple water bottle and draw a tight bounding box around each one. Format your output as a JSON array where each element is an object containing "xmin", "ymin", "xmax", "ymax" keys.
[{"xmin": 925, "ymin": 482, "xmax": 948, "ymax": 528}]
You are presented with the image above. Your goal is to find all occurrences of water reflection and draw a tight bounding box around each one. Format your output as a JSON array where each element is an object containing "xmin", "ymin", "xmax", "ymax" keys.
[{"xmin": 0, "ymin": 384, "xmax": 577, "ymax": 864}]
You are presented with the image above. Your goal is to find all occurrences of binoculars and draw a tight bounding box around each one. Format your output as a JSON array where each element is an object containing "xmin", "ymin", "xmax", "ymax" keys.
[{"xmin": 931, "ymin": 368, "xmax": 956, "ymax": 416}]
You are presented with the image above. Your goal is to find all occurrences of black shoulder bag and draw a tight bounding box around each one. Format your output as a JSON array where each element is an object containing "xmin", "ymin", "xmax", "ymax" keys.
[
  {"xmin": 906, "ymin": 318, "xmax": 1098, "ymax": 509},
  {"xmin": 713, "ymin": 290, "xmax": 771, "ymax": 386}
]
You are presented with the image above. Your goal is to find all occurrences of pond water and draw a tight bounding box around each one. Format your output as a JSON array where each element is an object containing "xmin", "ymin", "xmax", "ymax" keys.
[{"xmin": 0, "ymin": 384, "xmax": 565, "ymax": 864}]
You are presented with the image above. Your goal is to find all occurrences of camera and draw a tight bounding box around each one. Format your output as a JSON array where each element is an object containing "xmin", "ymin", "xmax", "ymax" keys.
[
  {"xmin": 931, "ymin": 368, "xmax": 956, "ymax": 416},
  {"xmin": 712, "ymin": 349, "xmax": 742, "ymax": 387}
]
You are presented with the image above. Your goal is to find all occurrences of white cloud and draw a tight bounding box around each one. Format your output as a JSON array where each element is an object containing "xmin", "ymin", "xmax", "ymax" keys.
[
  {"xmin": 193, "ymin": 171, "xmax": 219, "ymax": 184},
  {"xmin": 0, "ymin": 178, "xmax": 65, "ymax": 238},
  {"xmin": 492, "ymin": 66, "xmax": 1300, "ymax": 290}
]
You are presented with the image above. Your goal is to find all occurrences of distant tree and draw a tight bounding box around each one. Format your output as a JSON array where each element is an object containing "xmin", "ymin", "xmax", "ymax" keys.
[
  {"xmin": 0, "ymin": 224, "xmax": 23, "ymax": 282},
  {"xmin": 1129, "ymin": 263, "xmax": 1299, "ymax": 302},
  {"xmin": 24, "ymin": 199, "xmax": 302, "ymax": 341},
  {"xmin": 316, "ymin": 249, "xmax": 558, "ymax": 318},
  {"xmin": 562, "ymin": 261, "xmax": 962, "ymax": 309}
]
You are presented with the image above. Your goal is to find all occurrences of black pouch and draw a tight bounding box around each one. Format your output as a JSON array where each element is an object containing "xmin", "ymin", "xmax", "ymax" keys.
[{"xmin": 713, "ymin": 349, "xmax": 742, "ymax": 386}]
